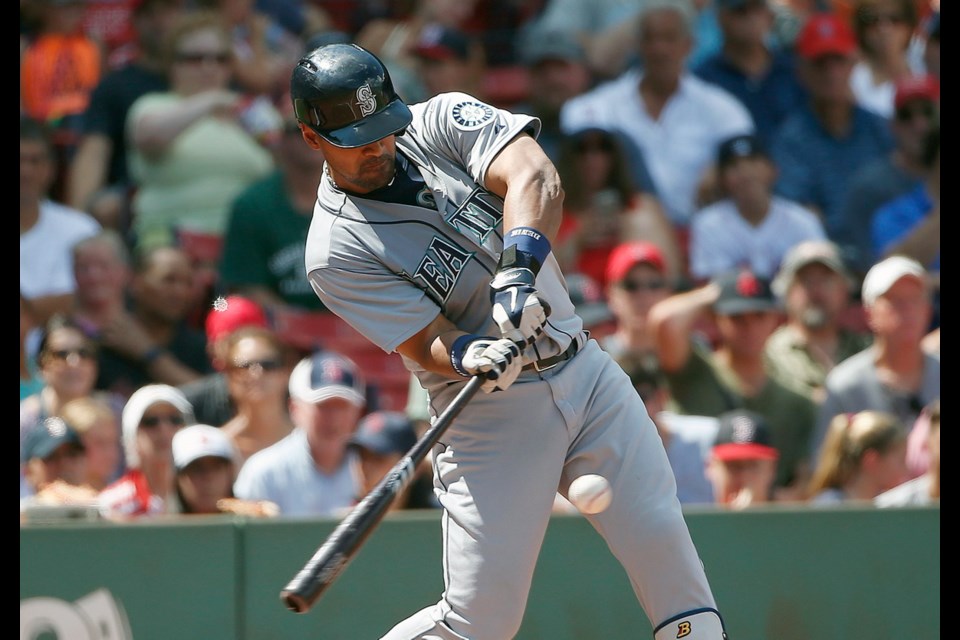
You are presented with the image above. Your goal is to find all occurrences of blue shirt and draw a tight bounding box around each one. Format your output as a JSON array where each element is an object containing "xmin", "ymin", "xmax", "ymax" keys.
[
  {"xmin": 693, "ymin": 49, "xmax": 806, "ymax": 146},
  {"xmin": 770, "ymin": 105, "xmax": 894, "ymax": 243},
  {"xmin": 871, "ymin": 183, "xmax": 939, "ymax": 271}
]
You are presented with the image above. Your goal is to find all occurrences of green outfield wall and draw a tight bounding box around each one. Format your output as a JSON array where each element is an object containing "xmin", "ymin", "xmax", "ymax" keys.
[{"xmin": 20, "ymin": 505, "xmax": 939, "ymax": 640}]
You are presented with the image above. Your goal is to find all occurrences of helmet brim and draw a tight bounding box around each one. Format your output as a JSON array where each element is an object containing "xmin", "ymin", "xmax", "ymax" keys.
[{"xmin": 320, "ymin": 98, "xmax": 413, "ymax": 148}]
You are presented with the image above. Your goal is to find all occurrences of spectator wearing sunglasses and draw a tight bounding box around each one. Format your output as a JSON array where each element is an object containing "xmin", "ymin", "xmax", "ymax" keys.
[
  {"xmin": 98, "ymin": 384, "xmax": 195, "ymax": 519},
  {"xmin": 600, "ymin": 241, "xmax": 674, "ymax": 366},
  {"xmin": 837, "ymin": 73, "xmax": 939, "ymax": 278},
  {"xmin": 219, "ymin": 327, "xmax": 294, "ymax": 468},
  {"xmin": 688, "ymin": 133, "xmax": 827, "ymax": 284}
]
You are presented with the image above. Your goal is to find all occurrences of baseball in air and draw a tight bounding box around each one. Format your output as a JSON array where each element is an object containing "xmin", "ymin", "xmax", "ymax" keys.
[{"xmin": 568, "ymin": 474, "xmax": 613, "ymax": 515}]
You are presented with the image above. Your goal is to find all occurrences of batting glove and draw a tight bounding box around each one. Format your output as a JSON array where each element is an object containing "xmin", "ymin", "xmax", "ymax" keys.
[
  {"xmin": 490, "ymin": 268, "xmax": 551, "ymax": 348},
  {"xmin": 450, "ymin": 335, "xmax": 523, "ymax": 393}
]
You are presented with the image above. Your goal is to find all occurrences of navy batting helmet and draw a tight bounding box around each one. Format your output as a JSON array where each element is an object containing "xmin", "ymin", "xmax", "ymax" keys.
[{"xmin": 291, "ymin": 44, "xmax": 412, "ymax": 148}]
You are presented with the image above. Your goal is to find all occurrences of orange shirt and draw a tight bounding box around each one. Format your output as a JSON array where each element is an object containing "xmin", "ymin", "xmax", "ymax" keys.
[{"xmin": 21, "ymin": 33, "xmax": 102, "ymax": 122}]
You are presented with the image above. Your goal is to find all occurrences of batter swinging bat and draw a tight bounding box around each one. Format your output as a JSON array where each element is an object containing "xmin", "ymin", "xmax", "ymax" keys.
[{"xmin": 280, "ymin": 374, "xmax": 484, "ymax": 614}]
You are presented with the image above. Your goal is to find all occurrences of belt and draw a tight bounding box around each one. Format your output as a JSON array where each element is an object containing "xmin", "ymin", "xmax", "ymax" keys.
[{"xmin": 522, "ymin": 339, "xmax": 580, "ymax": 372}]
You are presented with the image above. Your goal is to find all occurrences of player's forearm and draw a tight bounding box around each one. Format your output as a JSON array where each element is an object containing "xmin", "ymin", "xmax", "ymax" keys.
[
  {"xmin": 396, "ymin": 313, "xmax": 465, "ymax": 380},
  {"xmin": 486, "ymin": 135, "xmax": 564, "ymax": 242}
]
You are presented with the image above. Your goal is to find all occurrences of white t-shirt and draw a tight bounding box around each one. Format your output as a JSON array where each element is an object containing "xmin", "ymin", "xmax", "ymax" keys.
[{"xmin": 20, "ymin": 200, "xmax": 100, "ymax": 299}]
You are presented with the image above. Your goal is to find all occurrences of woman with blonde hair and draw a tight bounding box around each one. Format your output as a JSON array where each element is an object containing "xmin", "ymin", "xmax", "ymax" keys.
[
  {"xmin": 806, "ymin": 410, "xmax": 910, "ymax": 503},
  {"xmin": 60, "ymin": 395, "xmax": 123, "ymax": 491}
]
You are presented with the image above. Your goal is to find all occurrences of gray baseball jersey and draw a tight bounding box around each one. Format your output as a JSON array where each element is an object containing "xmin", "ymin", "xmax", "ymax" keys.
[{"xmin": 304, "ymin": 92, "xmax": 722, "ymax": 639}]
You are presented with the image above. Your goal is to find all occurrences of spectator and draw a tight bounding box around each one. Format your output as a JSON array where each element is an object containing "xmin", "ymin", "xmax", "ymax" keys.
[
  {"xmin": 553, "ymin": 127, "xmax": 681, "ymax": 287},
  {"xmin": 68, "ymin": 229, "xmax": 133, "ymax": 338},
  {"xmin": 349, "ymin": 411, "xmax": 427, "ymax": 511},
  {"xmin": 61, "ymin": 395, "xmax": 124, "ymax": 491},
  {"xmin": 20, "ymin": 317, "xmax": 123, "ymax": 474},
  {"xmin": 20, "ymin": 0, "xmax": 103, "ymax": 199},
  {"xmin": 98, "ymin": 384, "xmax": 194, "ymax": 518},
  {"xmin": 600, "ymin": 241, "xmax": 674, "ymax": 363},
  {"xmin": 809, "ymin": 256, "xmax": 938, "ymax": 465},
  {"xmin": 233, "ymin": 350, "xmax": 366, "ymax": 517},
  {"xmin": 688, "ymin": 133, "xmax": 827, "ymax": 283},
  {"xmin": 769, "ymin": 12, "xmax": 894, "ymax": 254},
  {"xmin": 693, "ymin": 0, "xmax": 807, "ymax": 145},
  {"xmin": 21, "ymin": 115, "xmax": 102, "ymax": 327},
  {"xmin": 805, "ymin": 409, "xmax": 909, "ymax": 503},
  {"xmin": 411, "ymin": 24, "xmax": 487, "ymax": 100},
  {"xmin": 765, "ymin": 240, "xmax": 873, "ymax": 403},
  {"xmin": 217, "ymin": 111, "xmax": 329, "ymax": 313},
  {"xmin": 219, "ymin": 326, "xmax": 295, "ymax": 466},
  {"xmin": 705, "ymin": 409, "xmax": 780, "ymax": 508},
  {"xmin": 65, "ymin": 0, "xmax": 181, "ymax": 233},
  {"xmin": 20, "ymin": 417, "xmax": 90, "ymax": 504},
  {"xmin": 849, "ymin": 0, "xmax": 922, "ymax": 120},
  {"xmin": 95, "ymin": 246, "xmax": 214, "ymax": 399},
  {"xmin": 125, "ymin": 9, "xmax": 275, "ymax": 252},
  {"xmin": 648, "ymin": 267, "xmax": 817, "ymax": 497},
  {"xmin": 560, "ymin": 0, "xmax": 755, "ymax": 232},
  {"xmin": 837, "ymin": 73, "xmax": 939, "ymax": 277},
  {"xmin": 871, "ymin": 123, "xmax": 938, "ymax": 271},
  {"xmin": 512, "ymin": 29, "xmax": 594, "ymax": 168},
  {"xmin": 179, "ymin": 294, "xmax": 271, "ymax": 426},
  {"xmin": 171, "ymin": 423, "xmax": 279, "ymax": 516},
  {"xmin": 617, "ymin": 353, "xmax": 717, "ymax": 505},
  {"xmin": 876, "ymin": 397, "xmax": 938, "ymax": 506}
]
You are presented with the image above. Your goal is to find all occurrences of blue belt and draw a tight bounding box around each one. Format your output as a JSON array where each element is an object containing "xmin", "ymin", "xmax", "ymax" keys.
[{"xmin": 522, "ymin": 339, "xmax": 580, "ymax": 372}]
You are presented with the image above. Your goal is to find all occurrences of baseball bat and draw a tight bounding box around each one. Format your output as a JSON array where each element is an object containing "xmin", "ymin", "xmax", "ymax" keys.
[{"xmin": 280, "ymin": 374, "xmax": 484, "ymax": 614}]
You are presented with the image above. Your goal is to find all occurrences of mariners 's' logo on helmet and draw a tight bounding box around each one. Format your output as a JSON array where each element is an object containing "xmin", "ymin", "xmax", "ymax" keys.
[{"xmin": 357, "ymin": 84, "xmax": 377, "ymax": 116}]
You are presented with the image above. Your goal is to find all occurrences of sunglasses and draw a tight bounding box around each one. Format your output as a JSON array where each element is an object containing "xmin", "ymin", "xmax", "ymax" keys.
[
  {"xmin": 176, "ymin": 51, "xmax": 231, "ymax": 65},
  {"xmin": 619, "ymin": 279, "xmax": 667, "ymax": 292},
  {"xmin": 48, "ymin": 348, "xmax": 96, "ymax": 361},
  {"xmin": 895, "ymin": 102, "xmax": 936, "ymax": 122},
  {"xmin": 230, "ymin": 358, "xmax": 284, "ymax": 373},
  {"xmin": 140, "ymin": 415, "xmax": 186, "ymax": 428}
]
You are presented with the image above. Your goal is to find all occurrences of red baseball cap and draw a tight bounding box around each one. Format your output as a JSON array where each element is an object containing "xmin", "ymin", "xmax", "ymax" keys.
[
  {"xmin": 796, "ymin": 13, "xmax": 857, "ymax": 60},
  {"xmin": 205, "ymin": 295, "xmax": 269, "ymax": 344},
  {"xmin": 605, "ymin": 241, "xmax": 666, "ymax": 284},
  {"xmin": 894, "ymin": 75, "xmax": 940, "ymax": 111}
]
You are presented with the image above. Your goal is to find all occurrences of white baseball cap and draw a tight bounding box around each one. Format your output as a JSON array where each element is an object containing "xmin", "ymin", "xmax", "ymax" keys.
[
  {"xmin": 121, "ymin": 384, "xmax": 194, "ymax": 469},
  {"xmin": 288, "ymin": 350, "xmax": 366, "ymax": 407},
  {"xmin": 172, "ymin": 424, "xmax": 238, "ymax": 471},
  {"xmin": 861, "ymin": 256, "xmax": 927, "ymax": 306}
]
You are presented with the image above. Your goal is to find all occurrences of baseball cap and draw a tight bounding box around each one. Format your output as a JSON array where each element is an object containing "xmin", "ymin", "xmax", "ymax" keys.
[
  {"xmin": 413, "ymin": 24, "xmax": 471, "ymax": 61},
  {"xmin": 122, "ymin": 384, "xmax": 195, "ymax": 469},
  {"xmin": 172, "ymin": 424, "xmax": 238, "ymax": 471},
  {"xmin": 205, "ymin": 295, "xmax": 269, "ymax": 344},
  {"xmin": 860, "ymin": 256, "xmax": 927, "ymax": 307},
  {"xmin": 566, "ymin": 273, "xmax": 614, "ymax": 328},
  {"xmin": 712, "ymin": 268, "xmax": 778, "ymax": 315},
  {"xmin": 796, "ymin": 13, "xmax": 857, "ymax": 59},
  {"xmin": 605, "ymin": 241, "xmax": 667, "ymax": 284},
  {"xmin": 288, "ymin": 350, "xmax": 366, "ymax": 407},
  {"xmin": 22, "ymin": 417, "xmax": 84, "ymax": 462},
  {"xmin": 350, "ymin": 411, "xmax": 418, "ymax": 456},
  {"xmin": 520, "ymin": 30, "xmax": 586, "ymax": 65},
  {"xmin": 893, "ymin": 75, "xmax": 940, "ymax": 111},
  {"xmin": 772, "ymin": 240, "xmax": 852, "ymax": 297},
  {"xmin": 712, "ymin": 410, "xmax": 779, "ymax": 462},
  {"xmin": 716, "ymin": 134, "xmax": 767, "ymax": 169}
]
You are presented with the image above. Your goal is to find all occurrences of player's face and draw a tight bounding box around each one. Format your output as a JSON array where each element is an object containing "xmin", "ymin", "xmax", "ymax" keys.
[{"xmin": 310, "ymin": 133, "xmax": 398, "ymax": 194}]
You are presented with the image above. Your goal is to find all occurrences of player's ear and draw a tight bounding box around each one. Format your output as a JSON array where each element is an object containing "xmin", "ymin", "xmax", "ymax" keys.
[{"xmin": 300, "ymin": 126, "xmax": 325, "ymax": 151}]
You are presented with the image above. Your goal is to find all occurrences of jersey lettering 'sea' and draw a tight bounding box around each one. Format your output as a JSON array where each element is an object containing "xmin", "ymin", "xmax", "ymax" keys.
[
  {"xmin": 357, "ymin": 84, "xmax": 377, "ymax": 116},
  {"xmin": 446, "ymin": 188, "xmax": 503, "ymax": 244},
  {"xmin": 413, "ymin": 237, "xmax": 474, "ymax": 304},
  {"xmin": 451, "ymin": 100, "xmax": 495, "ymax": 130}
]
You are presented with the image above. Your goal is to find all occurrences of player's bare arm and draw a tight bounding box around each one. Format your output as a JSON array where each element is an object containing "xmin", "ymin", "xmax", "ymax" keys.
[{"xmin": 484, "ymin": 133, "xmax": 564, "ymax": 243}]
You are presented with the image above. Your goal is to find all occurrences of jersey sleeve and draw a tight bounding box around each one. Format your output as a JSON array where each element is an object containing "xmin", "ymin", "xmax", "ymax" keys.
[{"xmin": 412, "ymin": 92, "xmax": 541, "ymax": 188}]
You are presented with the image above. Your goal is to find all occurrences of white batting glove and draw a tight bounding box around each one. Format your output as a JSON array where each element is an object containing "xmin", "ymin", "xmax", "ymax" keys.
[
  {"xmin": 452, "ymin": 336, "xmax": 523, "ymax": 393},
  {"xmin": 490, "ymin": 268, "xmax": 551, "ymax": 347}
]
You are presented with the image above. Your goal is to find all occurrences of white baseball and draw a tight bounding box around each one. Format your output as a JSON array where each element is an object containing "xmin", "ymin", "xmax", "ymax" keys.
[{"xmin": 567, "ymin": 474, "xmax": 612, "ymax": 515}]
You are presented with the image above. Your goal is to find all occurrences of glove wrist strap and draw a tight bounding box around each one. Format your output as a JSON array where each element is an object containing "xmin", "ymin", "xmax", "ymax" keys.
[
  {"xmin": 498, "ymin": 227, "xmax": 551, "ymax": 275},
  {"xmin": 450, "ymin": 334, "xmax": 481, "ymax": 378}
]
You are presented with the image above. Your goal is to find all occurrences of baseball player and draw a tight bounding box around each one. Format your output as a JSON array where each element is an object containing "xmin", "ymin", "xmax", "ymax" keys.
[{"xmin": 292, "ymin": 43, "xmax": 728, "ymax": 640}]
